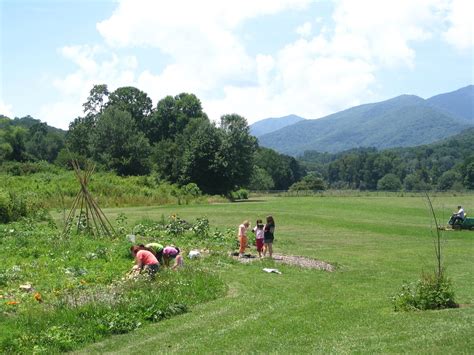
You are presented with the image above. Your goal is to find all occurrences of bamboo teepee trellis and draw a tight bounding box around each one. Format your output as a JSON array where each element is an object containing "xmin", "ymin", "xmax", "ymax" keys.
[{"xmin": 62, "ymin": 160, "xmax": 115, "ymax": 238}]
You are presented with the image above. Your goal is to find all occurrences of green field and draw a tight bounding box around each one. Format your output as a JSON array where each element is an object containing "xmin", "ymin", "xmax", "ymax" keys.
[{"xmin": 74, "ymin": 194, "xmax": 474, "ymax": 354}]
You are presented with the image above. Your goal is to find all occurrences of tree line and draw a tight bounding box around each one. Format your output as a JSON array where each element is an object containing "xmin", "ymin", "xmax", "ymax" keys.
[
  {"xmin": 2, "ymin": 85, "xmax": 472, "ymax": 193},
  {"xmin": 300, "ymin": 128, "xmax": 474, "ymax": 191},
  {"xmin": 0, "ymin": 85, "xmax": 303, "ymax": 195}
]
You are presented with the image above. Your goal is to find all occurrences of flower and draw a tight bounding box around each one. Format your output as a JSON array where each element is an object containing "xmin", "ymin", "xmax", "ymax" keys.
[
  {"xmin": 6, "ymin": 300, "xmax": 19, "ymax": 305},
  {"xmin": 34, "ymin": 292, "xmax": 43, "ymax": 303}
]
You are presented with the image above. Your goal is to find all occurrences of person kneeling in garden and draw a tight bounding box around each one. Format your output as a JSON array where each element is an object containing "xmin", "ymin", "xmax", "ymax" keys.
[
  {"xmin": 130, "ymin": 245, "xmax": 160, "ymax": 278},
  {"xmin": 163, "ymin": 245, "xmax": 183, "ymax": 270},
  {"xmin": 145, "ymin": 242, "xmax": 164, "ymax": 265}
]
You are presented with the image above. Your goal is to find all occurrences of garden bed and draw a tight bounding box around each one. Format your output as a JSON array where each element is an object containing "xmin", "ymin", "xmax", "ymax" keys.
[{"xmin": 232, "ymin": 253, "xmax": 335, "ymax": 272}]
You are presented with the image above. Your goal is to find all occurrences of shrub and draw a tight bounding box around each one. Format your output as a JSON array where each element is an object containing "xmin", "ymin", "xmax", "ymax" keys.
[
  {"xmin": 377, "ymin": 173, "xmax": 402, "ymax": 191},
  {"xmin": 0, "ymin": 190, "xmax": 10, "ymax": 223},
  {"xmin": 289, "ymin": 174, "xmax": 326, "ymax": 191},
  {"xmin": 99, "ymin": 312, "xmax": 142, "ymax": 335},
  {"xmin": 165, "ymin": 215, "xmax": 191, "ymax": 237},
  {"xmin": 0, "ymin": 161, "xmax": 58, "ymax": 175},
  {"xmin": 392, "ymin": 271, "xmax": 457, "ymax": 311},
  {"xmin": 0, "ymin": 190, "xmax": 41, "ymax": 223},
  {"xmin": 230, "ymin": 188, "xmax": 249, "ymax": 200},
  {"xmin": 191, "ymin": 217, "xmax": 210, "ymax": 238}
]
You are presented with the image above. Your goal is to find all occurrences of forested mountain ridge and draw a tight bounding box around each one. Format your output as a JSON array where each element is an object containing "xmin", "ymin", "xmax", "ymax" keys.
[
  {"xmin": 427, "ymin": 85, "xmax": 473, "ymax": 123},
  {"xmin": 258, "ymin": 86, "xmax": 473, "ymax": 156},
  {"xmin": 7, "ymin": 115, "xmax": 66, "ymax": 135},
  {"xmin": 249, "ymin": 114, "xmax": 304, "ymax": 137}
]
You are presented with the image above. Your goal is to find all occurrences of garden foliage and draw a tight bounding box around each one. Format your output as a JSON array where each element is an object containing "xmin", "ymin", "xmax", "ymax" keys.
[
  {"xmin": 392, "ymin": 271, "xmax": 457, "ymax": 311},
  {"xmin": 0, "ymin": 214, "xmax": 233, "ymax": 353}
]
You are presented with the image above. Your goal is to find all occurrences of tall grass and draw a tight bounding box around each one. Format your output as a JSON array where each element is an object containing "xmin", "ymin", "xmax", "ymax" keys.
[{"xmin": 0, "ymin": 165, "xmax": 219, "ymax": 209}]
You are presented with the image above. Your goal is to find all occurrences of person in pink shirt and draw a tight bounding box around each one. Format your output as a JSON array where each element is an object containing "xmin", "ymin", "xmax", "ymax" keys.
[
  {"xmin": 163, "ymin": 245, "xmax": 183, "ymax": 269},
  {"xmin": 130, "ymin": 245, "xmax": 159, "ymax": 278}
]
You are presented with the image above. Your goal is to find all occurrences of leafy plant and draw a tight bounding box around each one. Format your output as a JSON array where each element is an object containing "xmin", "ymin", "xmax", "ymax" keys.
[
  {"xmin": 165, "ymin": 215, "xmax": 191, "ymax": 237},
  {"xmin": 392, "ymin": 271, "xmax": 457, "ymax": 311},
  {"xmin": 393, "ymin": 193, "xmax": 457, "ymax": 311},
  {"xmin": 230, "ymin": 189, "xmax": 249, "ymax": 200},
  {"xmin": 99, "ymin": 312, "xmax": 142, "ymax": 334},
  {"xmin": 143, "ymin": 303, "xmax": 188, "ymax": 322},
  {"xmin": 41, "ymin": 325, "xmax": 77, "ymax": 351},
  {"xmin": 191, "ymin": 217, "xmax": 210, "ymax": 238}
]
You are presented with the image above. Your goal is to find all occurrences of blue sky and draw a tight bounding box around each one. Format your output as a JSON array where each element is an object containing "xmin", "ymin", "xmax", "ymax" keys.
[{"xmin": 1, "ymin": 0, "xmax": 473, "ymax": 129}]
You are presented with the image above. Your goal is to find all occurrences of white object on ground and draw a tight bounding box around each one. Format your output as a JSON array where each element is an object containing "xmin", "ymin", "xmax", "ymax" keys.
[
  {"xmin": 263, "ymin": 268, "xmax": 282, "ymax": 274},
  {"xmin": 19, "ymin": 283, "xmax": 33, "ymax": 292},
  {"xmin": 188, "ymin": 250, "xmax": 201, "ymax": 259},
  {"xmin": 127, "ymin": 234, "xmax": 136, "ymax": 243}
]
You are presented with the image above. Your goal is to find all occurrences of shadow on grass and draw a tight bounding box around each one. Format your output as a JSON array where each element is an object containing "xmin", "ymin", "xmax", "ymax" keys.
[{"xmin": 231, "ymin": 199, "xmax": 266, "ymax": 203}]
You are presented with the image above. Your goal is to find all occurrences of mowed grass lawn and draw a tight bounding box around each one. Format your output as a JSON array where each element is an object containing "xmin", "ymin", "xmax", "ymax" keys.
[{"xmin": 80, "ymin": 194, "xmax": 474, "ymax": 353}]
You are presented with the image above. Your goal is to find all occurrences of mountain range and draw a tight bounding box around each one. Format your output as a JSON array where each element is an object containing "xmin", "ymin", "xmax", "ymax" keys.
[
  {"xmin": 254, "ymin": 85, "xmax": 473, "ymax": 156},
  {"xmin": 249, "ymin": 114, "xmax": 304, "ymax": 137}
]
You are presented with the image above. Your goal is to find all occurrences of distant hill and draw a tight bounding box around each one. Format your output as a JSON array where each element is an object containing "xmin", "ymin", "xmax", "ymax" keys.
[
  {"xmin": 427, "ymin": 85, "xmax": 473, "ymax": 123},
  {"xmin": 249, "ymin": 114, "xmax": 304, "ymax": 137},
  {"xmin": 258, "ymin": 87, "xmax": 473, "ymax": 156},
  {"xmin": 10, "ymin": 115, "xmax": 66, "ymax": 135}
]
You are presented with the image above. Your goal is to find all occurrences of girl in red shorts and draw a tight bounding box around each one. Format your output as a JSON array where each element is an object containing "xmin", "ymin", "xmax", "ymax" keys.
[{"xmin": 252, "ymin": 219, "xmax": 265, "ymax": 257}]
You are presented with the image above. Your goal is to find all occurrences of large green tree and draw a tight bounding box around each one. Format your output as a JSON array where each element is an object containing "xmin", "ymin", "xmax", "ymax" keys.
[
  {"xmin": 254, "ymin": 147, "xmax": 303, "ymax": 190},
  {"xmin": 145, "ymin": 93, "xmax": 206, "ymax": 143},
  {"xmin": 66, "ymin": 115, "xmax": 96, "ymax": 158},
  {"xmin": 179, "ymin": 119, "xmax": 224, "ymax": 194},
  {"xmin": 25, "ymin": 122, "xmax": 64, "ymax": 162},
  {"xmin": 91, "ymin": 107, "xmax": 151, "ymax": 175},
  {"xmin": 0, "ymin": 125, "xmax": 27, "ymax": 162},
  {"xmin": 218, "ymin": 114, "xmax": 257, "ymax": 193},
  {"xmin": 107, "ymin": 86, "xmax": 153, "ymax": 131},
  {"xmin": 83, "ymin": 84, "xmax": 109, "ymax": 116}
]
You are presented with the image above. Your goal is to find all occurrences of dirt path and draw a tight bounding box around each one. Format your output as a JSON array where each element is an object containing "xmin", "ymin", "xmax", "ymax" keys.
[{"xmin": 232, "ymin": 253, "xmax": 335, "ymax": 272}]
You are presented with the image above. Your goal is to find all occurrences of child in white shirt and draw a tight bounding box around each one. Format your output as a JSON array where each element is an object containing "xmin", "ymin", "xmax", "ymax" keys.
[{"xmin": 252, "ymin": 219, "xmax": 265, "ymax": 257}]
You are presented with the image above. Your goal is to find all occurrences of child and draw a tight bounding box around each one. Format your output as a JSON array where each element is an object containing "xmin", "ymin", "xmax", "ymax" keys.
[
  {"xmin": 263, "ymin": 215, "xmax": 275, "ymax": 258},
  {"xmin": 163, "ymin": 245, "xmax": 181, "ymax": 268},
  {"xmin": 145, "ymin": 242, "xmax": 164, "ymax": 265},
  {"xmin": 252, "ymin": 219, "xmax": 265, "ymax": 257},
  {"xmin": 130, "ymin": 245, "xmax": 160, "ymax": 278},
  {"xmin": 238, "ymin": 220, "xmax": 250, "ymax": 258}
]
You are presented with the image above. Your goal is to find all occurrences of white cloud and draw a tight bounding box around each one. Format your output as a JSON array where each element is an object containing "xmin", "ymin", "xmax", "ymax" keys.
[
  {"xmin": 442, "ymin": 0, "xmax": 474, "ymax": 50},
  {"xmin": 39, "ymin": 45, "xmax": 139, "ymax": 129},
  {"xmin": 95, "ymin": 0, "xmax": 313, "ymax": 97},
  {"xmin": 203, "ymin": 0, "xmax": 447, "ymax": 121},
  {"xmin": 330, "ymin": 0, "xmax": 444, "ymax": 67},
  {"xmin": 42, "ymin": 0, "xmax": 471, "ymax": 129},
  {"xmin": 97, "ymin": 0, "xmax": 313, "ymax": 48},
  {"xmin": 38, "ymin": 101, "xmax": 81, "ymax": 130},
  {"xmin": 0, "ymin": 100, "xmax": 13, "ymax": 118},
  {"xmin": 296, "ymin": 22, "xmax": 313, "ymax": 37}
]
